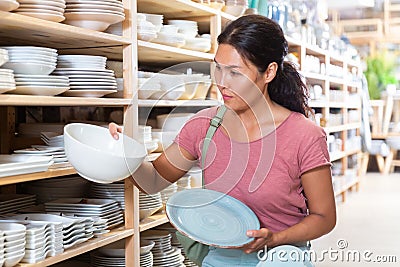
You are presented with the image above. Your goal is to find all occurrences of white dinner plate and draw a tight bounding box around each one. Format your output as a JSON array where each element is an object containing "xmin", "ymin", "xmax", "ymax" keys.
[
  {"xmin": 0, "ymin": 161, "xmax": 54, "ymax": 177},
  {"xmin": 9, "ymin": 86, "xmax": 69, "ymax": 96},
  {"xmin": 61, "ymin": 89, "xmax": 116, "ymax": 97}
]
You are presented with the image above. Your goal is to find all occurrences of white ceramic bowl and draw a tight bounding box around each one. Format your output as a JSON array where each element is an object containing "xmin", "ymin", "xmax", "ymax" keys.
[
  {"xmin": 63, "ymin": 12, "xmax": 124, "ymax": 31},
  {"xmin": 3, "ymin": 252, "xmax": 24, "ymax": 267},
  {"xmin": 139, "ymin": 206, "xmax": 162, "ymax": 221},
  {"xmin": 0, "ymin": 223, "xmax": 26, "ymax": 236},
  {"xmin": 64, "ymin": 123, "xmax": 147, "ymax": 183},
  {"xmin": 156, "ymin": 113, "xmax": 194, "ymax": 131},
  {"xmin": 222, "ymin": 5, "xmax": 246, "ymax": 17},
  {"xmin": 1, "ymin": 62, "xmax": 56, "ymax": 75},
  {"xmin": 140, "ymin": 240, "xmax": 155, "ymax": 255}
]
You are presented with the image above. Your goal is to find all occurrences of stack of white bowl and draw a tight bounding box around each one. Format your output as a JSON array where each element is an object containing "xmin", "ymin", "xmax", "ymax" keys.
[
  {"xmin": 137, "ymin": 13, "xmax": 158, "ymax": 42},
  {"xmin": 63, "ymin": 0, "xmax": 125, "ymax": 32},
  {"xmin": 151, "ymin": 73, "xmax": 186, "ymax": 100},
  {"xmin": 0, "ymin": 69, "xmax": 16, "ymax": 95},
  {"xmin": 223, "ymin": 0, "xmax": 248, "ymax": 17},
  {"xmin": 138, "ymin": 125, "xmax": 159, "ymax": 154},
  {"xmin": 54, "ymin": 55, "xmax": 118, "ymax": 98},
  {"xmin": 0, "ymin": 0, "xmax": 19, "ymax": 11},
  {"xmin": 0, "ymin": 223, "xmax": 26, "ymax": 267},
  {"xmin": 0, "ymin": 46, "xmax": 57, "ymax": 75},
  {"xmin": 142, "ymin": 13, "xmax": 163, "ymax": 32},
  {"xmin": 139, "ymin": 192, "xmax": 163, "ymax": 221},
  {"xmin": 12, "ymin": 74, "xmax": 69, "ymax": 96},
  {"xmin": 0, "ymin": 219, "xmax": 64, "ymax": 264},
  {"xmin": 152, "ymin": 24, "xmax": 185, "ymax": 48},
  {"xmin": 13, "ymin": 0, "xmax": 66, "ymax": 22},
  {"xmin": 168, "ymin": 19, "xmax": 212, "ymax": 52}
]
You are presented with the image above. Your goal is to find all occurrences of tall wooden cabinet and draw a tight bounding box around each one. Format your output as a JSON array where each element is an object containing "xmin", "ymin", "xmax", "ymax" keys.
[{"xmin": 0, "ymin": 1, "xmax": 363, "ymax": 266}]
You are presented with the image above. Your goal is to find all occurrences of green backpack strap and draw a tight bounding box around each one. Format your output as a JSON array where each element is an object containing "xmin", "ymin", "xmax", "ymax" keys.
[{"xmin": 201, "ymin": 105, "xmax": 227, "ymax": 188}]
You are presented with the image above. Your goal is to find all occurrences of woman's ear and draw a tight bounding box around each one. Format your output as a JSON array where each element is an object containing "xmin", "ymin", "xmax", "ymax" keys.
[{"xmin": 264, "ymin": 62, "xmax": 278, "ymax": 83}]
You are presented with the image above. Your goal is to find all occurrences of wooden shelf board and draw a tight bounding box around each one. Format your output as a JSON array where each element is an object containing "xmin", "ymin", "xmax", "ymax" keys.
[
  {"xmin": 329, "ymin": 77, "xmax": 345, "ymax": 85},
  {"xmin": 334, "ymin": 180, "xmax": 359, "ymax": 197},
  {"xmin": 0, "ymin": 11, "xmax": 130, "ymax": 49},
  {"xmin": 138, "ymin": 99, "xmax": 221, "ymax": 107},
  {"xmin": 0, "ymin": 167, "xmax": 77, "ymax": 186},
  {"xmin": 0, "ymin": 95, "xmax": 132, "ymax": 106},
  {"xmin": 285, "ymin": 35, "xmax": 303, "ymax": 47},
  {"xmin": 309, "ymin": 100, "xmax": 328, "ymax": 108},
  {"xmin": 137, "ymin": 0, "xmax": 217, "ymax": 18},
  {"xmin": 17, "ymin": 227, "xmax": 134, "ymax": 267},
  {"xmin": 139, "ymin": 212, "xmax": 169, "ymax": 232},
  {"xmin": 301, "ymin": 71, "xmax": 326, "ymax": 81},
  {"xmin": 329, "ymin": 102, "xmax": 347, "ymax": 108},
  {"xmin": 220, "ymin": 12, "xmax": 237, "ymax": 21},
  {"xmin": 305, "ymin": 45, "xmax": 327, "ymax": 58},
  {"xmin": 138, "ymin": 41, "xmax": 214, "ymax": 64},
  {"xmin": 330, "ymin": 149, "xmax": 361, "ymax": 162},
  {"xmin": 389, "ymin": 4, "xmax": 400, "ymax": 11},
  {"xmin": 325, "ymin": 123, "xmax": 361, "ymax": 133}
]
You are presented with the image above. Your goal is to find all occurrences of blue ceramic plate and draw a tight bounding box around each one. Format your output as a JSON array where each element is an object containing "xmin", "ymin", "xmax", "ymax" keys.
[{"xmin": 166, "ymin": 188, "xmax": 260, "ymax": 248}]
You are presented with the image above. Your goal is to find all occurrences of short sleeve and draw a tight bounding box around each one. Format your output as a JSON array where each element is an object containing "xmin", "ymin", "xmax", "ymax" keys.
[
  {"xmin": 299, "ymin": 136, "xmax": 331, "ymax": 175},
  {"xmin": 173, "ymin": 108, "xmax": 216, "ymax": 159}
]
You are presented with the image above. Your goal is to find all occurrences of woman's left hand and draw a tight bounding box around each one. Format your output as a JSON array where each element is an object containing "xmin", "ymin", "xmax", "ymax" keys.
[{"xmin": 241, "ymin": 228, "xmax": 275, "ymax": 254}]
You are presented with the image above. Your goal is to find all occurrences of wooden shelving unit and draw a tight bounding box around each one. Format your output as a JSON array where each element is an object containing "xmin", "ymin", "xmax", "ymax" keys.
[{"xmin": 0, "ymin": 1, "xmax": 363, "ymax": 265}]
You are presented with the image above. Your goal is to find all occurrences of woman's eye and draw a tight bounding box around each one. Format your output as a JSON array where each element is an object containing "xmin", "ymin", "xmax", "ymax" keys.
[{"xmin": 230, "ymin": 70, "xmax": 240, "ymax": 76}]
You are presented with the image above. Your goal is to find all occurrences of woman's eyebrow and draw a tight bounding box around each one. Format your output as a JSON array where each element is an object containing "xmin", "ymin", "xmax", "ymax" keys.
[{"xmin": 213, "ymin": 59, "xmax": 241, "ymax": 69}]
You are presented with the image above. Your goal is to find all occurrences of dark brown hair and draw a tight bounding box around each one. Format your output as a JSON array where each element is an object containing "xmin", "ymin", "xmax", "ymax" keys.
[{"xmin": 217, "ymin": 15, "xmax": 311, "ymax": 116}]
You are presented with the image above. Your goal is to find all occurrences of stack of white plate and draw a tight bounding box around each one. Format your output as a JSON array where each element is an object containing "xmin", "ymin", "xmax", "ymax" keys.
[
  {"xmin": 14, "ymin": 145, "xmax": 67, "ymax": 165},
  {"xmin": 0, "ymin": 48, "xmax": 9, "ymax": 66},
  {"xmin": 9, "ymin": 214, "xmax": 94, "ymax": 249},
  {"xmin": 160, "ymin": 183, "xmax": 178, "ymax": 203},
  {"xmin": 0, "ymin": 219, "xmax": 64, "ymax": 264},
  {"xmin": 91, "ymin": 251, "xmax": 124, "ymax": 267},
  {"xmin": 53, "ymin": 63, "xmax": 117, "ymax": 98},
  {"xmin": 0, "ymin": 69, "xmax": 16, "ymax": 94},
  {"xmin": 0, "ymin": 154, "xmax": 54, "ymax": 178},
  {"xmin": 57, "ymin": 55, "xmax": 106, "ymax": 69},
  {"xmin": 90, "ymin": 182, "xmax": 125, "ymax": 210},
  {"xmin": 41, "ymin": 132, "xmax": 64, "ymax": 147},
  {"xmin": 63, "ymin": 0, "xmax": 125, "ymax": 32},
  {"xmin": 13, "ymin": 0, "xmax": 66, "ymax": 22},
  {"xmin": 44, "ymin": 198, "xmax": 124, "ymax": 229},
  {"xmin": 139, "ymin": 192, "xmax": 163, "ymax": 221},
  {"xmin": 23, "ymin": 175, "xmax": 90, "ymax": 204},
  {"xmin": 141, "ymin": 230, "xmax": 185, "ymax": 267},
  {"xmin": 11, "ymin": 74, "xmax": 69, "ymax": 96},
  {"xmin": 0, "ymin": 46, "xmax": 58, "ymax": 75},
  {"xmin": 0, "ymin": 194, "xmax": 36, "ymax": 215},
  {"xmin": 0, "ymin": 223, "xmax": 26, "ymax": 267},
  {"xmin": 0, "ymin": 0, "xmax": 19, "ymax": 11},
  {"xmin": 155, "ymin": 225, "xmax": 195, "ymax": 267}
]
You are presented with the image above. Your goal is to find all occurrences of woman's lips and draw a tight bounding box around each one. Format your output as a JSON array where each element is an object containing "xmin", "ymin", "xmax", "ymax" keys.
[{"xmin": 222, "ymin": 94, "xmax": 233, "ymax": 101}]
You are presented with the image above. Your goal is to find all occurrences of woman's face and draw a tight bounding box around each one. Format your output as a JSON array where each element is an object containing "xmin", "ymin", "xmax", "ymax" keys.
[{"xmin": 213, "ymin": 44, "xmax": 267, "ymax": 111}]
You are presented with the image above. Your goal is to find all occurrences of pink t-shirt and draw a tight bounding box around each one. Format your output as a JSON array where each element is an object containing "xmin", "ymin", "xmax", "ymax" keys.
[{"xmin": 174, "ymin": 107, "xmax": 331, "ymax": 233}]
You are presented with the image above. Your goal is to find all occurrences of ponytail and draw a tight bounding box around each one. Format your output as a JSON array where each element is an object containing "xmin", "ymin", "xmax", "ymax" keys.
[{"xmin": 268, "ymin": 61, "xmax": 312, "ymax": 116}]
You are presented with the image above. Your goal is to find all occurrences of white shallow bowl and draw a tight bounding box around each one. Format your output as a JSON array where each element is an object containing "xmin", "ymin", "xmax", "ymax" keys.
[
  {"xmin": 1, "ymin": 62, "xmax": 56, "ymax": 75},
  {"xmin": 97, "ymin": 239, "xmax": 124, "ymax": 257},
  {"xmin": 140, "ymin": 240, "xmax": 155, "ymax": 255},
  {"xmin": 63, "ymin": 12, "xmax": 124, "ymax": 32},
  {"xmin": 64, "ymin": 123, "xmax": 147, "ymax": 183}
]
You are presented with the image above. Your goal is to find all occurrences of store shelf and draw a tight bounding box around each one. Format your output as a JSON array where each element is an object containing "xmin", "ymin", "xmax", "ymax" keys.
[
  {"xmin": 325, "ymin": 123, "xmax": 361, "ymax": 133},
  {"xmin": 309, "ymin": 99, "xmax": 328, "ymax": 108},
  {"xmin": 138, "ymin": 41, "xmax": 214, "ymax": 64},
  {"xmin": 139, "ymin": 212, "xmax": 168, "ymax": 232},
  {"xmin": 330, "ymin": 149, "xmax": 361, "ymax": 162},
  {"xmin": 305, "ymin": 45, "xmax": 327, "ymax": 58},
  {"xmin": 300, "ymin": 71, "xmax": 327, "ymax": 81},
  {"xmin": 0, "ymin": 11, "xmax": 129, "ymax": 59},
  {"xmin": 16, "ymin": 227, "xmax": 134, "ymax": 267},
  {"xmin": 138, "ymin": 99, "xmax": 221, "ymax": 107},
  {"xmin": 0, "ymin": 167, "xmax": 77, "ymax": 186},
  {"xmin": 329, "ymin": 76, "xmax": 346, "ymax": 85},
  {"xmin": 137, "ymin": 0, "xmax": 218, "ymax": 18},
  {"xmin": 0, "ymin": 95, "xmax": 131, "ymax": 106},
  {"xmin": 334, "ymin": 179, "xmax": 359, "ymax": 197}
]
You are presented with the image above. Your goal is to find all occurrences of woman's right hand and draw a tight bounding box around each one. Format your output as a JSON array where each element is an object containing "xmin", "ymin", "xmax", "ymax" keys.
[{"xmin": 109, "ymin": 122, "xmax": 123, "ymax": 140}]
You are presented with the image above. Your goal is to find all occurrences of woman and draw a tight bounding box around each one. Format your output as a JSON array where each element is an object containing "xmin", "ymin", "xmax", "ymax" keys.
[{"xmin": 110, "ymin": 15, "xmax": 336, "ymax": 266}]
